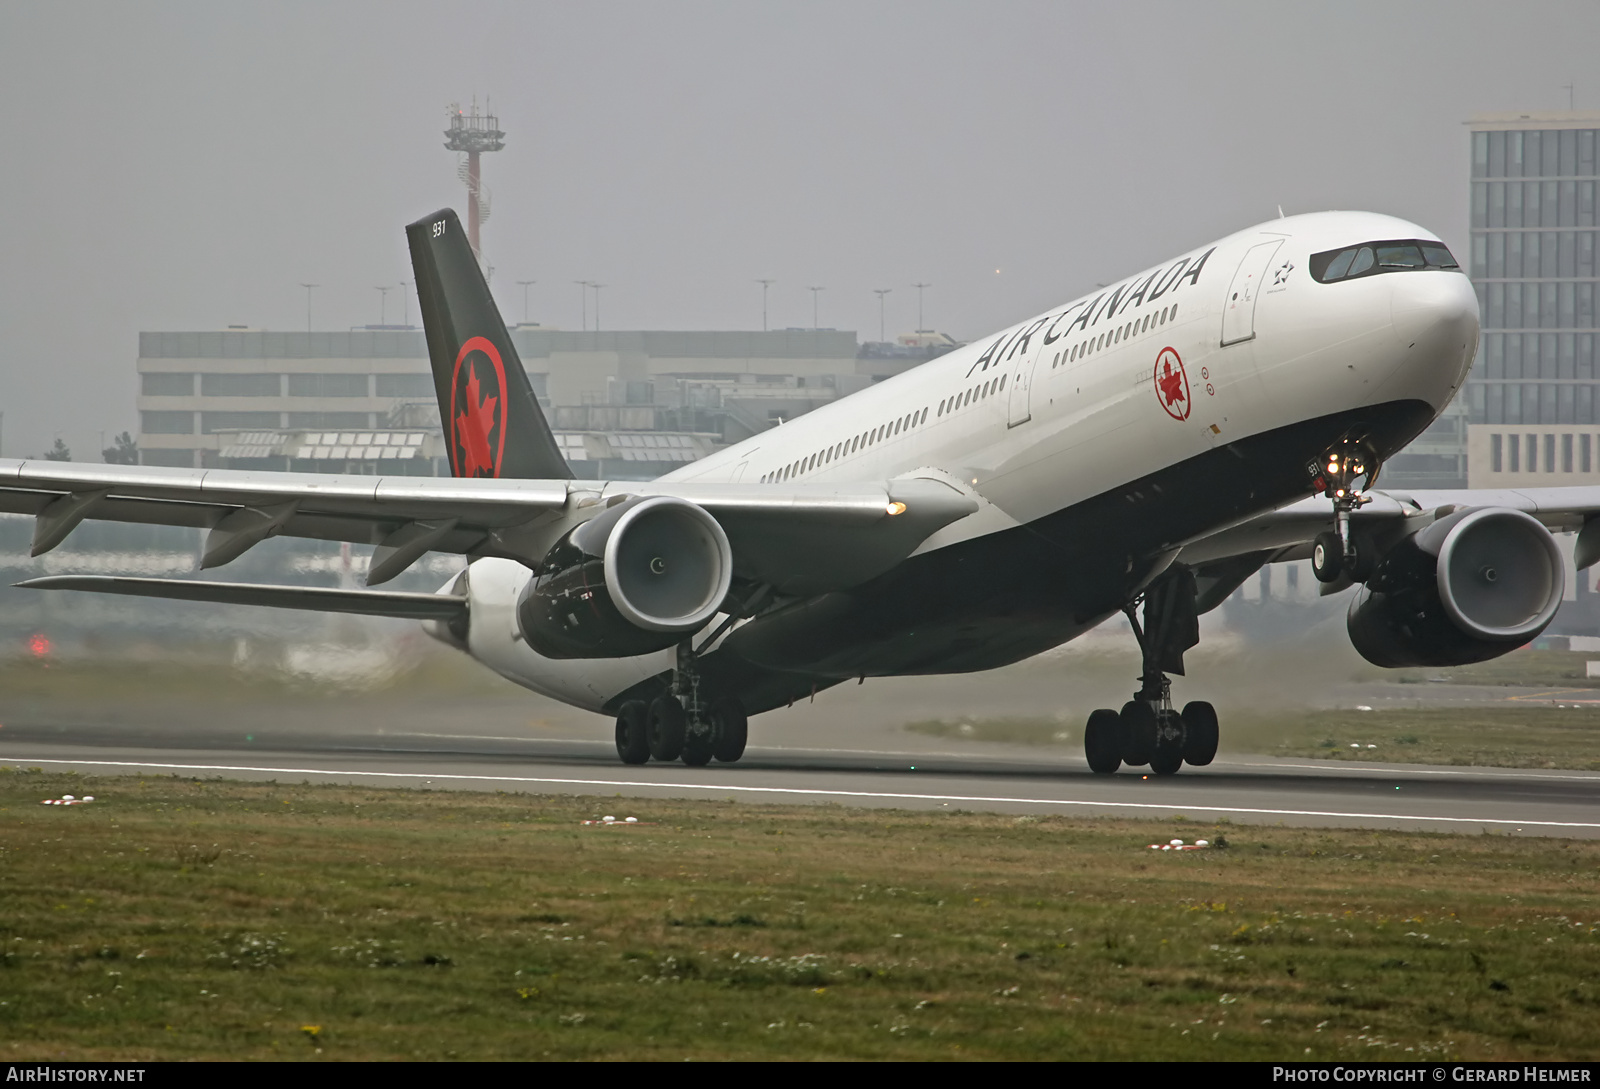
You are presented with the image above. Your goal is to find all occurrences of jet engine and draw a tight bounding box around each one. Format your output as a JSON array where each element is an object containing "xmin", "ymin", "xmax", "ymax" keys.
[
  {"xmin": 517, "ymin": 495, "xmax": 733, "ymax": 659},
  {"xmin": 1347, "ymin": 507, "xmax": 1564, "ymax": 668}
]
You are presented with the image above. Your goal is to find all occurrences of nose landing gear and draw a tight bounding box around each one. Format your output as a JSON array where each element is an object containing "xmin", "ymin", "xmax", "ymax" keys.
[
  {"xmin": 1083, "ymin": 566, "xmax": 1219, "ymax": 776},
  {"xmin": 1308, "ymin": 438, "xmax": 1381, "ymax": 585}
]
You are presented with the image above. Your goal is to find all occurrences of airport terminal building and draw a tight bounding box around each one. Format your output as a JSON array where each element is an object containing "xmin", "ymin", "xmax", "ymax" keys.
[{"xmin": 135, "ymin": 326, "xmax": 948, "ymax": 480}]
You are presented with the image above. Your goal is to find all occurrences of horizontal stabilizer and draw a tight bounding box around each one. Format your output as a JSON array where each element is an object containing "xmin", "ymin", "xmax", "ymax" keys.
[{"xmin": 16, "ymin": 576, "xmax": 466, "ymax": 621}]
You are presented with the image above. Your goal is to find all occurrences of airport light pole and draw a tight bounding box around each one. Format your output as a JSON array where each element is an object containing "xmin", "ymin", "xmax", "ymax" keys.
[
  {"xmin": 808, "ymin": 286, "xmax": 824, "ymax": 331},
  {"xmin": 398, "ymin": 281, "xmax": 409, "ymax": 327},
  {"xmin": 574, "ymin": 281, "xmax": 592, "ymax": 331},
  {"xmin": 299, "ymin": 284, "xmax": 318, "ymax": 332},
  {"xmin": 517, "ymin": 280, "xmax": 536, "ymax": 324},
  {"xmin": 591, "ymin": 283, "xmax": 606, "ymax": 332},
  {"xmin": 911, "ymin": 282, "xmax": 931, "ymax": 333},
  {"xmin": 755, "ymin": 279, "xmax": 775, "ymax": 332},
  {"xmin": 375, "ymin": 285, "xmax": 391, "ymax": 326},
  {"xmin": 873, "ymin": 288, "xmax": 892, "ymax": 343}
]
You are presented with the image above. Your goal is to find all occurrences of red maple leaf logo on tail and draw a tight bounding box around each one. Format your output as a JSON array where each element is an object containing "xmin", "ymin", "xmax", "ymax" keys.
[{"xmin": 453, "ymin": 362, "xmax": 499, "ymax": 476}]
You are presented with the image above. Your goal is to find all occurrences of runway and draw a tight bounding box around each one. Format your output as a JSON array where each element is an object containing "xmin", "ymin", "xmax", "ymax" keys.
[{"xmin": 6, "ymin": 722, "xmax": 1599, "ymax": 838}]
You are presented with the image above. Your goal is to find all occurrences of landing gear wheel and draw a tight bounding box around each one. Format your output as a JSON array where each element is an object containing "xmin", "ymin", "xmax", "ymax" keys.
[
  {"xmin": 710, "ymin": 698, "xmax": 748, "ymax": 763},
  {"xmin": 1119, "ymin": 701, "xmax": 1157, "ymax": 767},
  {"xmin": 1311, "ymin": 531, "xmax": 1344, "ymax": 583},
  {"xmin": 647, "ymin": 695, "xmax": 687, "ymax": 762},
  {"xmin": 1181, "ymin": 701, "xmax": 1219, "ymax": 766},
  {"xmin": 615, "ymin": 700, "xmax": 650, "ymax": 765},
  {"xmin": 1149, "ymin": 709, "xmax": 1185, "ymax": 776},
  {"xmin": 1084, "ymin": 708, "xmax": 1122, "ymax": 774},
  {"xmin": 681, "ymin": 727, "xmax": 713, "ymax": 767}
]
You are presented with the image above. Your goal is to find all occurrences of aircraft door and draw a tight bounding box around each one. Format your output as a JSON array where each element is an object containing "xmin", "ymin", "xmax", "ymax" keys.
[
  {"xmin": 1007, "ymin": 341, "xmax": 1042, "ymax": 427},
  {"xmin": 1220, "ymin": 240, "xmax": 1283, "ymax": 347}
]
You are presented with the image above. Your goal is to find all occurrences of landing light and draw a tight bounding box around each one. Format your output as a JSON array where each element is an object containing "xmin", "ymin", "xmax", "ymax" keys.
[{"xmin": 886, "ymin": 502, "xmax": 907, "ymax": 516}]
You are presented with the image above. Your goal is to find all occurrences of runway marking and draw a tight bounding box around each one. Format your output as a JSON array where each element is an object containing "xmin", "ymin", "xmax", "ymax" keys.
[
  {"xmin": 1507, "ymin": 688, "xmax": 1600, "ymax": 704},
  {"xmin": 1232, "ymin": 760, "xmax": 1600, "ymax": 782},
  {"xmin": 11, "ymin": 756, "xmax": 1600, "ymax": 831}
]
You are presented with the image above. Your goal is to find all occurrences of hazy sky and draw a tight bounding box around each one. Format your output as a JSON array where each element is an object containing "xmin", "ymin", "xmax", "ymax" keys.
[{"xmin": 1, "ymin": 1, "xmax": 1597, "ymax": 459}]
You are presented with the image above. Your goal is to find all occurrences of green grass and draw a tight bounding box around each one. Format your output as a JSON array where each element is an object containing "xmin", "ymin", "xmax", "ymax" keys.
[
  {"xmin": 1229, "ymin": 706, "xmax": 1600, "ymax": 771},
  {"xmin": 2, "ymin": 770, "xmax": 1598, "ymax": 1060}
]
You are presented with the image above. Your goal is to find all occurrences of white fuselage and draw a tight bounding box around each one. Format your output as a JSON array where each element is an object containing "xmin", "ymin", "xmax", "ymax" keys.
[{"xmin": 461, "ymin": 211, "xmax": 1481, "ymax": 713}]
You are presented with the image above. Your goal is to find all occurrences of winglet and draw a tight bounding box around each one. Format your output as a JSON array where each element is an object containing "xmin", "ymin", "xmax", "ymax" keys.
[{"xmin": 406, "ymin": 209, "xmax": 571, "ymax": 480}]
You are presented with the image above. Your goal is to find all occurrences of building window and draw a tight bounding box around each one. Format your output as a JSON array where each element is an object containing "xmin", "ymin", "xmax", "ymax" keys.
[
  {"xmin": 202, "ymin": 412, "xmax": 281, "ymax": 433},
  {"xmin": 1528, "ymin": 434, "xmax": 1540, "ymax": 472},
  {"xmin": 1491, "ymin": 433, "xmax": 1503, "ymax": 472},
  {"xmin": 1509, "ymin": 433, "xmax": 1520, "ymax": 472},
  {"xmin": 375, "ymin": 374, "xmax": 435, "ymax": 398},
  {"xmin": 1545, "ymin": 433, "xmax": 1556, "ymax": 473},
  {"xmin": 141, "ymin": 373, "xmax": 194, "ymax": 396},
  {"xmin": 287, "ymin": 412, "xmax": 370, "ymax": 429},
  {"xmin": 140, "ymin": 411, "xmax": 194, "ymax": 435},
  {"xmin": 201, "ymin": 373, "xmax": 280, "ymax": 397},
  {"xmin": 1563, "ymin": 433, "xmax": 1574, "ymax": 472},
  {"xmin": 1584, "ymin": 434, "xmax": 1593, "ymax": 473},
  {"xmin": 288, "ymin": 374, "xmax": 369, "ymax": 397}
]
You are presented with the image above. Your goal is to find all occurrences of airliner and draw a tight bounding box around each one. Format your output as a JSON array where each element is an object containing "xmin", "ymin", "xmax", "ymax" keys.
[{"xmin": 5, "ymin": 207, "xmax": 1583, "ymax": 776}]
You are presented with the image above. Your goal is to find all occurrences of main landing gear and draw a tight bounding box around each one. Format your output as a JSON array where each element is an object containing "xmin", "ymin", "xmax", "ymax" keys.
[
  {"xmin": 1083, "ymin": 566, "xmax": 1219, "ymax": 776},
  {"xmin": 613, "ymin": 641, "xmax": 748, "ymax": 767}
]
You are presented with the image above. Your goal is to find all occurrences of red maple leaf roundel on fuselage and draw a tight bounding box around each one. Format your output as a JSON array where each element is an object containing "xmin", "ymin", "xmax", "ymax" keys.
[
  {"xmin": 449, "ymin": 336, "xmax": 508, "ymax": 477},
  {"xmin": 1153, "ymin": 347, "xmax": 1191, "ymax": 422}
]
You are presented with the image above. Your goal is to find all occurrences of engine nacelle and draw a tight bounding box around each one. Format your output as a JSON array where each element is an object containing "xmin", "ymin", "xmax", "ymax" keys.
[
  {"xmin": 517, "ymin": 495, "xmax": 733, "ymax": 659},
  {"xmin": 1347, "ymin": 507, "xmax": 1564, "ymax": 668}
]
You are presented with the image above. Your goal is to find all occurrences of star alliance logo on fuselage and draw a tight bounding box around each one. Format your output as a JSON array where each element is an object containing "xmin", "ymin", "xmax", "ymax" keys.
[
  {"xmin": 450, "ymin": 336, "xmax": 507, "ymax": 477},
  {"xmin": 1273, "ymin": 260, "xmax": 1294, "ymax": 286}
]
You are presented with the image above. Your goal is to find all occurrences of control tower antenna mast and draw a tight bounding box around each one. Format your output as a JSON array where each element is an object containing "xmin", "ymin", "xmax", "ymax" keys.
[{"xmin": 444, "ymin": 97, "xmax": 505, "ymax": 266}]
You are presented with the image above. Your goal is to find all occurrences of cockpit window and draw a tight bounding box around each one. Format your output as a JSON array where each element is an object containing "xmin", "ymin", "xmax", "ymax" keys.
[{"xmin": 1310, "ymin": 238, "xmax": 1461, "ymax": 283}]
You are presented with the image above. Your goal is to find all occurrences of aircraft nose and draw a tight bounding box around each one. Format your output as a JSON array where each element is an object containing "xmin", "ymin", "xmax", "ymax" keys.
[{"xmin": 1391, "ymin": 271, "xmax": 1480, "ymax": 357}]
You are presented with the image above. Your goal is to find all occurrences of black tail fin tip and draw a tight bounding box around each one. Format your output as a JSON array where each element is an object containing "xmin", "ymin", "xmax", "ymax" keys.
[{"xmin": 406, "ymin": 208, "xmax": 571, "ymax": 480}]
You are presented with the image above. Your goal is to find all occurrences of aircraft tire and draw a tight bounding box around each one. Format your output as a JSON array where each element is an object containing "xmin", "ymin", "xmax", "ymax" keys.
[
  {"xmin": 1181, "ymin": 701, "xmax": 1219, "ymax": 766},
  {"xmin": 615, "ymin": 700, "xmax": 650, "ymax": 765},
  {"xmin": 647, "ymin": 695, "xmax": 687, "ymax": 762},
  {"xmin": 1150, "ymin": 709, "xmax": 1185, "ymax": 776},
  {"xmin": 1118, "ymin": 701, "xmax": 1156, "ymax": 767},
  {"xmin": 1084, "ymin": 708, "xmax": 1122, "ymax": 774},
  {"xmin": 710, "ymin": 698, "xmax": 749, "ymax": 763},
  {"xmin": 1311, "ymin": 531, "xmax": 1344, "ymax": 583},
  {"xmin": 681, "ymin": 729, "xmax": 713, "ymax": 766}
]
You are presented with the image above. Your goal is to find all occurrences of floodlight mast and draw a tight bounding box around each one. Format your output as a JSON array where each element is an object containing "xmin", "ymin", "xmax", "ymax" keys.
[{"xmin": 444, "ymin": 99, "xmax": 505, "ymax": 266}]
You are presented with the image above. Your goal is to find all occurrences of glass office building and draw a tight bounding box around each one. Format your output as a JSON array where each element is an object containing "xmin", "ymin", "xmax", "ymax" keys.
[{"xmin": 1465, "ymin": 112, "xmax": 1600, "ymax": 487}]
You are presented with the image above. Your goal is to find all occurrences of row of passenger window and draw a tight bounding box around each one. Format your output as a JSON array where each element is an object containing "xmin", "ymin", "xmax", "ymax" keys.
[
  {"xmin": 1051, "ymin": 303, "xmax": 1180, "ymax": 370},
  {"xmin": 760, "ymin": 406, "xmax": 930, "ymax": 483},
  {"xmin": 937, "ymin": 373, "xmax": 1006, "ymax": 417},
  {"xmin": 1474, "ymin": 179, "xmax": 1600, "ymax": 229}
]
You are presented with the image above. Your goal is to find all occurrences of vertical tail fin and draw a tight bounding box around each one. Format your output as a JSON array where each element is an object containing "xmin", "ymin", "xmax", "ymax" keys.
[{"xmin": 406, "ymin": 208, "xmax": 571, "ymax": 480}]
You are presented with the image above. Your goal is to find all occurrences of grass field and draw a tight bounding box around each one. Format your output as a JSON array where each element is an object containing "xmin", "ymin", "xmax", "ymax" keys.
[{"xmin": 2, "ymin": 769, "xmax": 1598, "ymax": 1061}]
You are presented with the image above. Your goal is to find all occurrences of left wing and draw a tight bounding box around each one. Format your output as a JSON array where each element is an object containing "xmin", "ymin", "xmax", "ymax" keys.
[{"xmin": 0, "ymin": 458, "xmax": 977, "ymax": 593}]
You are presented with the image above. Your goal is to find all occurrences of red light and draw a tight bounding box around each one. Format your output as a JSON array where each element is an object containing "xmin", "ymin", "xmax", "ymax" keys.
[{"xmin": 28, "ymin": 633, "xmax": 51, "ymax": 658}]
